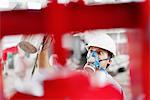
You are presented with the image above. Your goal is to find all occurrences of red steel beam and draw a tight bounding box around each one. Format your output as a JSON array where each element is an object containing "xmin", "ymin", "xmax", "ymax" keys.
[{"xmin": 0, "ymin": 2, "xmax": 143, "ymax": 37}]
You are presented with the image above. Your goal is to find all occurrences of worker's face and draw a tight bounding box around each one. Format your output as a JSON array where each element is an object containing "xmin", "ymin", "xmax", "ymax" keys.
[{"xmin": 88, "ymin": 46, "xmax": 111, "ymax": 69}]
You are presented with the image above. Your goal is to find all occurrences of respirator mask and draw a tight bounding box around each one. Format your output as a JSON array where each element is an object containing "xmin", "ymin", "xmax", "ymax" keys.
[{"xmin": 84, "ymin": 50, "xmax": 110, "ymax": 73}]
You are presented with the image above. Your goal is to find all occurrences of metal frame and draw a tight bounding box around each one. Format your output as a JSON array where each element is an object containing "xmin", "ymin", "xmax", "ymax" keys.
[{"xmin": 0, "ymin": 0, "xmax": 149, "ymax": 99}]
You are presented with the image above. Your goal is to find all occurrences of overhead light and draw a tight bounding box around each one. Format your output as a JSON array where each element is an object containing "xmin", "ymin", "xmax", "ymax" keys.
[
  {"xmin": 83, "ymin": 0, "xmax": 144, "ymax": 5},
  {"xmin": 57, "ymin": 0, "xmax": 70, "ymax": 4},
  {"xmin": 0, "ymin": 0, "xmax": 9, "ymax": 8},
  {"xmin": 27, "ymin": 1, "xmax": 42, "ymax": 10},
  {"xmin": 84, "ymin": 0, "xmax": 115, "ymax": 4},
  {"xmin": 94, "ymin": 0, "xmax": 104, "ymax": 2}
]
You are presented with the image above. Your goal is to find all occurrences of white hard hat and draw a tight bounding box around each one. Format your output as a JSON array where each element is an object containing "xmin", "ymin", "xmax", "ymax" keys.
[{"xmin": 86, "ymin": 33, "xmax": 116, "ymax": 57}]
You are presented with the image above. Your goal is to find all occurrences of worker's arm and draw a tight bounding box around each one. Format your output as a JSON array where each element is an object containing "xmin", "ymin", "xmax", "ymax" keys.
[
  {"xmin": 38, "ymin": 35, "xmax": 51, "ymax": 69},
  {"xmin": 38, "ymin": 47, "xmax": 50, "ymax": 69}
]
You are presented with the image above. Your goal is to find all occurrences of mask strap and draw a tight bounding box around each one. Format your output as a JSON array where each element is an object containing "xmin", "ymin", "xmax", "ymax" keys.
[{"xmin": 99, "ymin": 58, "xmax": 111, "ymax": 62}]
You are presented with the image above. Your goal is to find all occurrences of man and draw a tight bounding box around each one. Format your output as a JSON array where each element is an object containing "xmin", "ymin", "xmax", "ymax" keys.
[{"xmin": 83, "ymin": 33, "xmax": 125, "ymax": 99}]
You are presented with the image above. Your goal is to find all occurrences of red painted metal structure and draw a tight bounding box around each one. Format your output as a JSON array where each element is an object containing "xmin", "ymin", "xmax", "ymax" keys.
[
  {"xmin": 11, "ymin": 73, "xmax": 123, "ymax": 99},
  {"xmin": 0, "ymin": 0, "xmax": 149, "ymax": 99}
]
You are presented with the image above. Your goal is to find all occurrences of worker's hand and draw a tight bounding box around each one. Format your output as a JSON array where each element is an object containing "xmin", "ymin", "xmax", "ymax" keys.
[
  {"xmin": 42, "ymin": 36, "xmax": 50, "ymax": 51},
  {"xmin": 41, "ymin": 34, "xmax": 53, "ymax": 52}
]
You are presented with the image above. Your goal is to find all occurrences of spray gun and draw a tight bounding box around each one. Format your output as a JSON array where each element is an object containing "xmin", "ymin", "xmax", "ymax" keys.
[{"xmin": 18, "ymin": 34, "xmax": 51, "ymax": 77}]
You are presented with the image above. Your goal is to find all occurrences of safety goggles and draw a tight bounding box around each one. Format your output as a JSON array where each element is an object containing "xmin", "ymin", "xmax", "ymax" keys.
[{"xmin": 88, "ymin": 50, "xmax": 111, "ymax": 62}]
